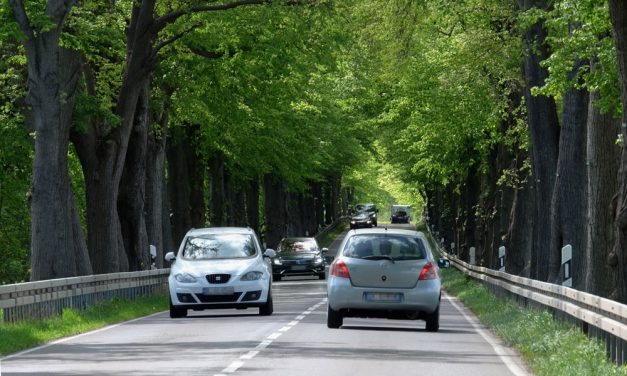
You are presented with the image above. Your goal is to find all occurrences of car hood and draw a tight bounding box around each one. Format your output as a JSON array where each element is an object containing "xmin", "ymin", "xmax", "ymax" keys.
[{"xmin": 171, "ymin": 257, "xmax": 261, "ymax": 277}]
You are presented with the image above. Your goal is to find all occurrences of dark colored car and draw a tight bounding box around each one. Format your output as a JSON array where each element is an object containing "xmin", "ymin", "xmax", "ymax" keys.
[
  {"xmin": 391, "ymin": 205, "xmax": 411, "ymax": 224},
  {"xmin": 272, "ymin": 237, "xmax": 328, "ymax": 281},
  {"xmin": 350, "ymin": 203, "xmax": 378, "ymax": 229}
]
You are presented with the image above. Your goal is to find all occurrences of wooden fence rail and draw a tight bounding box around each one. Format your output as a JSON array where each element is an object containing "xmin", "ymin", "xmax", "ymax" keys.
[
  {"xmin": 434, "ymin": 243, "xmax": 627, "ymax": 366},
  {"xmin": 0, "ymin": 269, "xmax": 169, "ymax": 324}
]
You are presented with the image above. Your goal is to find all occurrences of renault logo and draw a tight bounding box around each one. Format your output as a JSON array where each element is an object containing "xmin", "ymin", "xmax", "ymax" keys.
[{"xmin": 381, "ymin": 275, "xmax": 387, "ymax": 282}]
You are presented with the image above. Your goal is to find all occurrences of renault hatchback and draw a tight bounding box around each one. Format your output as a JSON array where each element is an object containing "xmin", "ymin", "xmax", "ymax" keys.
[
  {"xmin": 326, "ymin": 228, "xmax": 441, "ymax": 331},
  {"xmin": 165, "ymin": 227, "xmax": 276, "ymax": 318}
]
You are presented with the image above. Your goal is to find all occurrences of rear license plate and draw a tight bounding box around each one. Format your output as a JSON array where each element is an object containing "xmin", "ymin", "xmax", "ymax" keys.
[
  {"xmin": 364, "ymin": 292, "xmax": 403, "ymax": 303},
  {"xmin": 203, "ymin": 287, "xmax": 234, "ymax": 295}
]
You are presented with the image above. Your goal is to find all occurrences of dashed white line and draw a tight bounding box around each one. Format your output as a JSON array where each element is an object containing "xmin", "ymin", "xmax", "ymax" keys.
[{"xmin": 213, "ymin": 299, "xmax": 325, "ymax": 376}]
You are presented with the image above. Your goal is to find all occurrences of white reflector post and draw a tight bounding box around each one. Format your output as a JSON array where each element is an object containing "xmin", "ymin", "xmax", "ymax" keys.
[
  {"xmin": 469, "ymin": 247, "xmax": 476, "ymax": 265},
  {"xmin": 561, "ymin": 244, "xmax": 573, "ymax": 287},
  {"xmin": 498, "ymin": 246, "xmax": 506, "ymax": 272}
]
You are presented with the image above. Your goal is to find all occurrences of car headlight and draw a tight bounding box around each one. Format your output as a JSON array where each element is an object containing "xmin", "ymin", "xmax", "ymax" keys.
[
  {"xmin": 351, "ymin": 221, "xmax": 356, "ymax": 224},
  {"xmin": 174, "ymin": 272, "xmax": 197, "ymax": 283},
  {"xmin": 241, "ymin": 271, "xmax": 264, "ymax": 281},
  {"xmin": 314, "ymin": 256, "xmax": 323, "ymax": 264},
  {"xmin": 273, "ymin": 258, "xmax": 283, "ymax": 265}
]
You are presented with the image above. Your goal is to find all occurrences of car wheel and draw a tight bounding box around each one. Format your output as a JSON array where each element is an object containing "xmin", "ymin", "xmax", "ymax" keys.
[
  {"xmin": 259, "ymin": 289, "xmax": 273, "ymax": 316},
  {"xmin": 318, "ymin": 271, "xmax": 326, "ymax": 280},
  {"xmin": 273, "ymin": 274, "xmax": 282, "ymax": 282},
  {"xmin": 425, "ymin": 305, "xmax": 439, "ymax": 332},
  {"xmin": 169, "ymin": 297, "xmax": 187, "ymax": 319},
  {"xmin": 327, "ymin": 304, "xmax": 343, "ymax": 328}
]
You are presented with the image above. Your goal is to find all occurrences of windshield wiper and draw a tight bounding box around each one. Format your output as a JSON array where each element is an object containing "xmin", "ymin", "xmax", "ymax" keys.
[{"xmin": 362, "ymin": 255, "xmax": 395, "ymax": 263}]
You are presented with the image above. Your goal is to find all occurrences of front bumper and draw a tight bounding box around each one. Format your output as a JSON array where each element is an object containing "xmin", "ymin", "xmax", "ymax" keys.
[
  {"xmin": 273, "ymin": 263, "xmax": 325, "ymax": 277},
  {"xmin": 168, "ymin": 275, "xmax": 270, "ymax": 309}
]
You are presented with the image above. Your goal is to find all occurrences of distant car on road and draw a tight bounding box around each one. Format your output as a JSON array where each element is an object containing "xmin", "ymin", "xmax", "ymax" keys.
[
  {"xmin": 272, "ymin": 237, "xmax": 328, "ymax": 281},
  {"xmin": 165, "ymin": 227, "xmax": 276, "ymax": 318},
  {"xmin": 326, "ymin": 228, "xmax": 442, "ymax": 331},
  {"xmin": 350, "ymin": 203, "xmax": 378, "ymax": 229},
  {"xmin": 390, "ymin": 205, "xmax": 411, "ymax": 224}
]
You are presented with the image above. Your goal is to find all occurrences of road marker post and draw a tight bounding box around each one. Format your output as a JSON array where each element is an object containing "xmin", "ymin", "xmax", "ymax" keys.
[
  {"xmin": 498, "ymin": 246, "xmax": 506, "ymax": 272},
  {"xmin": 561, "ymin": 244, "xmax": 573, "ymax": 287}
]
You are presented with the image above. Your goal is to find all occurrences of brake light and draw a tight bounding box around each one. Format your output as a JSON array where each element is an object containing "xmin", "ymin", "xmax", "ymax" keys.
[
  {"xmin": 419, "ymin": 262, "xmax": 438, "ymax": 280},
  {"xmin": 331, "ymin": 260, "xmax": 351, "ymax": 278}
]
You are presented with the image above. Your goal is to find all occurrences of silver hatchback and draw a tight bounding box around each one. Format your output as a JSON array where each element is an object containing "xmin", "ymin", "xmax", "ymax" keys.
[{"xmin": 326, "ymin": 228, "xmax": 441, "ymax": 331}]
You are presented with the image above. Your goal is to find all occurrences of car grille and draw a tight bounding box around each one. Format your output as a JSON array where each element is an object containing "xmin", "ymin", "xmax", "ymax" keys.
[
  {"xmin": 282, "ymin": 259, "xmax": 312, "ymax": 266},
  {"xmin": 206, "ymin": 274, "xmax": 231, "ymax": 284},
  {"xmin": 196, "ymin": 292, "xmax": 242, "ymax": 303}
]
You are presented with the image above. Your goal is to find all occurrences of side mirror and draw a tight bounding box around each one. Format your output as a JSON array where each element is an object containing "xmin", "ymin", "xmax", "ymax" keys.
[
  {"xmin": 165, "ymin": 252, "xmax": 176, "ymax": 262},
  {"xmin": 264, "ymin": 249, "xmax": 277, "ymax": 258},
  {"xmin": 437, "ymin": 258, "xmax": 450, "ymax": 268}
]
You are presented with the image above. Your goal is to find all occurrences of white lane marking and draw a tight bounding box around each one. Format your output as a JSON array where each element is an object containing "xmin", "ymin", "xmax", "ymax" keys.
[
  {"xmin": 223, "ymin": 361, "xmax": 244, "ymax": 373},
  {"xmin": 445, "ymin": 295, "xmax": 530, "ymax": 376},
  {"xmin": 239, "ymin": 351, "xmax": 259, "ymax": 360},
  {"xmin": 1, "ymin": 311, "xmax": 165, "ymax": 361},
  {"xmin": 214, "ymin": 298, "xmax": 325, "ymax": 376}
]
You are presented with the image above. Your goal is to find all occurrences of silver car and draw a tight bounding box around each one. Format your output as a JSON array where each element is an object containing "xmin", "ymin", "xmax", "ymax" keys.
[
  {"xmin": 326, "ymin": 228, "xmax": 441, "ymax": 331},
  {"xmin": 165, "ymin": 227, "xmax": 276, "ymax": 318}
]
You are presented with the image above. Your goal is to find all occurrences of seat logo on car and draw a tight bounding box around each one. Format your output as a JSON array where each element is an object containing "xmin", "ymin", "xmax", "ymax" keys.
[{"xmin": 381, "ymin": 275, "xmax": 387, "ymax": 282}]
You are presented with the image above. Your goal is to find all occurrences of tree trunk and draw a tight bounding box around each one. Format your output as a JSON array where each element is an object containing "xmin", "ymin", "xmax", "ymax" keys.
[
  {"xmin": 608, "ymin": 0, "xmax": 627, "ymax": 303},
  {"xmin": 264, "ymin": 174, "xmax": 287, "ymax": 249},
  {"xmin": 10, "ymin": 1, "xmax": 92, "ymax": 280},
  {"xmin": 520, "ymin": 0, "xmax": 560, "ymax": 281},
  {"xmin": 548, "ymin": 59, "xmax": 589, "ymax": 286},
  {"xmin": 209, "ymin": 151, "xmax": 227, "ymax": 226},
  {"xmin": 585, "ymin": 81, "xmax": 619, "ymax": 297},
  {"xmin": 146, "ymin": 88, "xmax": 171, "ymax": 268},
  {"xmin": 245, "ymin": 178, "xmax": 260, "ymax": 234},
  {"xmin": 166, "ymin": 129, "xmax": 193, "ymax": 245}
]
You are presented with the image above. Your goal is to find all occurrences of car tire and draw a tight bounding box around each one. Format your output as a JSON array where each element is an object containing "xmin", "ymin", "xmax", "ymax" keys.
[
  {"xmin": 273, "ymin": 274, "xmax": 282, "ymax": 282},
  {"xmin": 425, "ymin": 305, "xmax": 440, "ymax": 332},
  {"xmin": 318, "ymin": 271, "xmax": 326, "ymax": 280},
  {"xmin": 327, "ymin": 304, "xmax": 343, "ymax": 328},
  {"xmin": 259, "ymin": 288, "xmax": 273, "ymax": 316},
  {"xmin": 169, "ymin": 297, "xmax": 187, "ymax": 319}
]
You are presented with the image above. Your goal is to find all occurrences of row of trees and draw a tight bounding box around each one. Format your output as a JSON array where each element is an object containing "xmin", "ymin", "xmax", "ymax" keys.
[
  {"xmin": 0, "ymin": 0, "xmax": 375, "ymax": 283},
  {"xmin": 354, "ymin": 0, "xmax": 627, "ymax": 303}
]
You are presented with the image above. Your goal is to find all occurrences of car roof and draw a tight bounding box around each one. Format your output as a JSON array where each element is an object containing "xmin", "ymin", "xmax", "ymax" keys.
[
  {"xmin": 185, "ymin": 227, "xmax": 256, "ymax": 236},
  {"xmin": 346, "ymin": 228, "xmax": 425, "ymax": 237}
]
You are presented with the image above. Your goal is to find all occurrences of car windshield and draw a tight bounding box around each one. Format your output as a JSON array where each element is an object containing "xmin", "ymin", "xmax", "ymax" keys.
[
  {"xmin": 355, "ymin": 204, "xmax": 374, "ymax": 212},
  {"xmin": 278, "ymin": 239, "xmax": 319, "ymax": 253},
  {"xmin": 343, "ymin": 234, "xmax": 426, "ymax": 260},
  {"xmin": 182, "ymin": 233, "xmax": 256, "ymax": 260}
]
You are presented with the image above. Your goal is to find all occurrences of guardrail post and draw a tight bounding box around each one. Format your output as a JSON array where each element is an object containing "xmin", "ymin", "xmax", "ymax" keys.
[
  {"xmin": 450, "ymin": 242, "xmax": 455, "ymax": 254},
  {"xmin": 562, "ymin": 244, "xmax": 573, "ymax": 287},
  {"xmin": 469, "ymin": 247, "xmax": 476, "ymax": 265},
  {"xmin": 498, "ymin": 246, "xmax": 506, "ymax": 272}
]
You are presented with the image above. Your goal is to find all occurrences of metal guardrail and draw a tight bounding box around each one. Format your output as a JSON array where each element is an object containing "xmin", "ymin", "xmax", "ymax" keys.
[
  {"xmin": 435, "ymin": 245, "xmax": 627, "ymax": 365},
  {"xmin": 0, "ymin": 269, "xmax": 169, "ymax": 324}
]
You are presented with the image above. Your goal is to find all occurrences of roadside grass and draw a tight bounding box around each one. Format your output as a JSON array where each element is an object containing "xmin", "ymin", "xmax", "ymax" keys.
[
  {"xmin": 318, "ymin": 220, "xmax": 348, "ymax": 248},
  {"xmin": 440, "ymin": 268, "xmax": 627, "ymax": 376},
  {"xmin": 0, "ymin": 293, "xmax": 167, "ymax": 357}
]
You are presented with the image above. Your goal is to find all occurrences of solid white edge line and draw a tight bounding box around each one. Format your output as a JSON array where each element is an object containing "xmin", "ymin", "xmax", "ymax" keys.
[
  {"xmin": 445, "ymin": 294, "xmax": 530, "ymax": 376},
  {"xmin": 222, "ymin": 361, "xmax": 244, "ymax": 373},
  {"xmin": 1, "ymin": 311, "xmax": 166, "ymax": 361}
]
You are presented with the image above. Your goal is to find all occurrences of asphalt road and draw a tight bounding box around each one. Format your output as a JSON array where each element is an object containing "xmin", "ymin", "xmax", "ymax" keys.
[{"xmin": 1, "ymin": 225, "xmax": 533, "ymax": 376}]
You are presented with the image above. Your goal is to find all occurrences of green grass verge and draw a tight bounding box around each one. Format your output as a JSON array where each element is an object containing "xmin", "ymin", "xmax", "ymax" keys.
[
  {"xmin": 318, "ymin": 220, "xmax": 348, "ymax": 248},
  {"xmin": 441, "ymin": 268, "xmax": 627, "ymax": 376},
  {"xmin": 0, "ymin": 293, "xmax": 167, "ymax": 356}
]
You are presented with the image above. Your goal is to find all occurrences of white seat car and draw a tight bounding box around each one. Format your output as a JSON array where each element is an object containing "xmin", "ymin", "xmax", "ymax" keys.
[
  {"xmin": 165, "ymin": 227, "xmax": 276, "ymax": 318},
  {"xmin": 326, "ymin": 228, "xmax": 442, "ymax": 331}
]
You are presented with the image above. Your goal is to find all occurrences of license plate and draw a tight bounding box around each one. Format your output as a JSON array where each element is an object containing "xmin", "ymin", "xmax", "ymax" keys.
[
  {"xmin": 364, "ymin": 292, "xmax": 403, "ymax": 303},
  {"xmin": 202, "ymin": 287, "xmax": 234, "ymax": 295},
  {"xmin": 291, "ymin": 265, "xmax": 307, "ymax": 271}
]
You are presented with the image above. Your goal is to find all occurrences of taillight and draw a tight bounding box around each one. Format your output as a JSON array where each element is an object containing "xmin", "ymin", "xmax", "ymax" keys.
[
  {"xmin": 331, "ymin": 260, "xmax": 351, "ymax": 278},
  {"xmin": 419, "ymin": 262, "xmax": 438, "ymax": 280}
]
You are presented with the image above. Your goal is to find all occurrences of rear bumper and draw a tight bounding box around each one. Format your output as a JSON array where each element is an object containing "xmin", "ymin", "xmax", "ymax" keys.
[{"xmin": 327, "ymin": 275, "xmax": 440, "ymax": 314}]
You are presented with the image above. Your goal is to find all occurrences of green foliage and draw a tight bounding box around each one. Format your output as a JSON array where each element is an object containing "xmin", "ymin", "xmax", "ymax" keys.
[
  {"xmin": 0, "ymin": 294, "xmax": 167, "ymax": 356},
  {"xmin": 441, "ymin": 268, "xmax": 627, "ymax": 376}
]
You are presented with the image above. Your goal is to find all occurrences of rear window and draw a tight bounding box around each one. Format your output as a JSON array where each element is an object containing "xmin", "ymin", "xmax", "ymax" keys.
[
  {"xmin": 343, "ymin": 234, "xmax": 426, "ymax": 260},
  {"xmin": 182, "ymin": 233, "xmax": 256, "ymax": 260}
]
